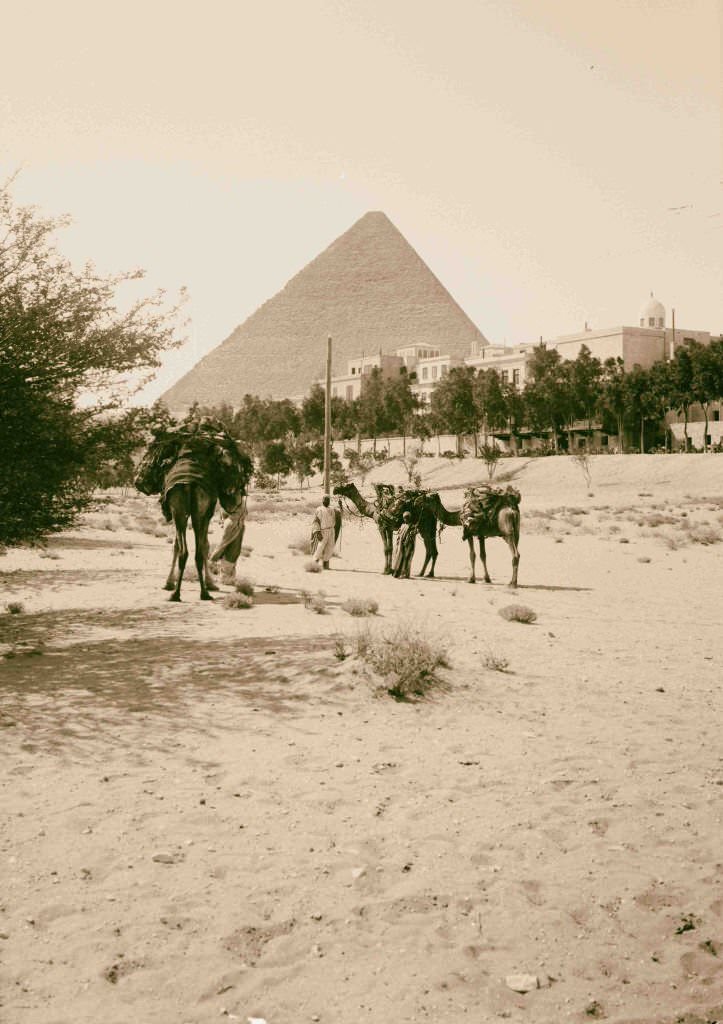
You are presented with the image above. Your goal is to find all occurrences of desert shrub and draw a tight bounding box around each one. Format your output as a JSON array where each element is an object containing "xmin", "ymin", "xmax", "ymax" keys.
[
  {"xmin": 333, "ymin": 635, "xmax": 348, "ymax": 661},
  {"xmin": 341, "ymin": 597, "xmax": 379, "ymax": 617},
  {"xmin": 304, "ymin": 593, "xmax": 327, "ymax": 614},
  {"xmin": 5, "ymin": 601, "xmax": 24, "ymax": 615},
  {"xmin": 499, "ymin": 604, "xmax": 537, "ymax": 624},
  {"xmin": 222, "ymin": 592, "xmax": 253, "ymax": 610},
  {"xmin": 482, "ymin": 648, "xmax": 510, "ymax": 672},
  {"xmin": 304, "ymin": 560, "xmax": 322, "ymax": 573},
  {"xmin": 688, "ymin": 524, "xmax": 722, "ymax": 546},
  {"xmin": 234, "ymin": 577, "xmax": 255, "ymax": 596},
  {"xmin": 354, "ymin": 624, "xmax": 449, "ymax": 701}
]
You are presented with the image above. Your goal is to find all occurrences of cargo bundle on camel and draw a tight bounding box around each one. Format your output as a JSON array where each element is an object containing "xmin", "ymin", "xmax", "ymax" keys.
[{"xmin": 135, "ymin": 417, "xmax": 253, "ymax": 601}]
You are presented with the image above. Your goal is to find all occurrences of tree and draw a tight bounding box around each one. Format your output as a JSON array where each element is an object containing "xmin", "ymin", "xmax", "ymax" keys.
[
  {"xmin": 357, "ymin": 368, "xmax": 391, "ymax": 452},
  {"xmin": 383, "ymin": 368, "xmax": 418, "ymax": 453},
  {"xmin": 260, "ymin": 440, "xmax": 292, "ymax": 487},
  {"xmin": 669, "ymin": 344, "xmax": 696, "ymax": 450},
  {"xmin": 689, "ymin": 340, "xmax": 723, "ymax": 451},
  {"xmin": 569, "ymin": 344, "xmax": 603, "ymax": 446},
  {"xmin": 429, "ymin": 366, "xmax": 478, "ymax": 452},
  {"xmin": 600, "ymin": 358, "xmax": 628, "ymax": 451},
  {"xmin": 0, "ymin": 180, "xmax": 183, "ymax": 545},
  {"xmin": 523, "ymin": 345, "xmax": 568, "ymax": 450},
  {"xmin": 623, "ymin": 365, "xmax": 667, "ymax": 453}
]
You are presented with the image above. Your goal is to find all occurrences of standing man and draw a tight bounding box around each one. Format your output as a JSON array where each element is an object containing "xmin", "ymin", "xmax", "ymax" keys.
[
  {"xmin": 210, "ymin": 495, "xmax": 246, "ymax": 582},
  {"xmin": 312, "ymin": 494, "xmax": 336, "ymax": 569},
  {"xmin": 392, "ymin": 511, "xmax": 417, "ymax": 578}
]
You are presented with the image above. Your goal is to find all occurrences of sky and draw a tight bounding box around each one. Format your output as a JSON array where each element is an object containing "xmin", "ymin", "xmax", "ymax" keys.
[{"xmin": 2, "ymin": 0, "xmax": 721, "ymax": 403}]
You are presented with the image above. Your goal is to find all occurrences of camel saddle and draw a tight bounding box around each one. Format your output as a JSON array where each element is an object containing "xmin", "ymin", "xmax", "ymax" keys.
[{"xmin": 461, "ymin": 485, "xmax": 521, "ymax": 540}]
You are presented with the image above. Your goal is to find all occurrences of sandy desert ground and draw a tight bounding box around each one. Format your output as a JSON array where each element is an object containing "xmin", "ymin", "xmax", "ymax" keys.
[{"xmin": 1, "ymin": 453, "xmax": 722, "ymax": 1024}]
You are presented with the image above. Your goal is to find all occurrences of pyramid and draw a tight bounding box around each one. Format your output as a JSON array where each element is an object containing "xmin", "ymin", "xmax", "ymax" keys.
[{"xmin": 161, "ymin": 211, "xmax": 488, "ymax": 411}]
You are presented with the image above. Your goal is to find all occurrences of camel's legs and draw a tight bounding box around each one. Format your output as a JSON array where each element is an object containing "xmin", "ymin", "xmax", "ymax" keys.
[
  {"xmin": 505, "ymin": 533, "xmax": 520, "ymax": 588},
  {"xmin": 169, "ymin": 515, "xmax": 189, "ymax": 602},
  {"xmin": 191, "ymin": 500, "xmax": 215, "ymax": 600},
  {"xmin": 381, "ymin": 527, "xmax": 393, "ymax": 574},
  {"xmin": 478, "ymin": 536, "xmax": 492, "ymax": 584},
  {"xmin": 467, "ymin": 536, "xmax": 476, "ymax": 583},
  {"xmin": 164, "ymin": 539, "xmax": 179, "ymax": 591}
]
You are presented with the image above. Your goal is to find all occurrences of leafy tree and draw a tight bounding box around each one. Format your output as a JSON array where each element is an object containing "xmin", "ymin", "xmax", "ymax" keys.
[
  {"xmin": 689, "ymin": 340, "xmax": 723, "ymax": 451},
  {"xmin": 569, "ymin": 344, "xmax": 603, "ymax": 446},
  {"xmin": 429, "ymin": 366, "xmax": 478, "ymax": 451},
  {"xmin": 383, "ymin": 368, "xmax": 418, "ymax": 453},
  {"xmin": 523, "ymin": 345, "xmax": 568, "ymax": 451},
  {"xmin": 501, "ymin": 379, "xmax": 525, "ymax": 453},
  {"xmin": 260, "ymin": 440, "xmax": 292, "ymax": 487},
  {"xmin": 623, "ymin": 365, "xmax": 667, "ymax": 453},
  {"xmin": 600, "ymin": 358, "xmax": 628, "ymax": 450},
  {"xmin": 301, "ymin": 383, "xmax": 325, "ymax": 435},
  {"xmin": 668, "ymin": 344, "xmax": 696, "ymax": 450},
  {"xmin": 0, "ymin": 180, "xmax": 183, "ymax": 545},
  {"xmin": 357, "ymin": 368, "xmax": 391, "ymax": 452}
]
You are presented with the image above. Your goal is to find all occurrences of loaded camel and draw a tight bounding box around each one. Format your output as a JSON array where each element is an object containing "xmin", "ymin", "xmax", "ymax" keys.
[
  {"xmin": 333, "ymin": 482, "xmax": 440, "ymax": 577},
  {"xmin": 136, "ymin": 419, "xmax": 253, "ymax": 601},
  {"xmin": 426, "ymin": 486, "xmax": 521, "ymax": 587}
]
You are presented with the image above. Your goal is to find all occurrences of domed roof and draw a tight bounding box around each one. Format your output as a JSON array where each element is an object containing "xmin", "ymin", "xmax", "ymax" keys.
[{"xmin": 639, "ymin": 291, "xmax": 665, "ymax": 324}]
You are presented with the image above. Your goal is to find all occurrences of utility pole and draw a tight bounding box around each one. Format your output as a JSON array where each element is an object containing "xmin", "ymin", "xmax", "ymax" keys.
[{"xmin": 323, "ymin": 335, "xmax": 332, "ymax": 495}]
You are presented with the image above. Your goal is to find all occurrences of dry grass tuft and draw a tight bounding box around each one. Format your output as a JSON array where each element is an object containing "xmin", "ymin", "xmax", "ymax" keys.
[
  {"xmin": 354, "ymin": 624, "xmax": 450, "ymax": 701},
  {"xmin": 341, "ymin": 597, "xmax": 379, "ymax": 617},
  {"xmin": 302, "ymin": 592, "xmax": 327, "ymax": 614},
  {"xmin": 5, "ymin": 601, "xmax": 25, "ymax": 615},
  {"xmin": 304, "ymin": 560, "xmax": 322, "ymax": 573},
  {"xmin": 499, "ymin": 604, "xmax": 537, "ymax": 624},
  {"xmin": 222, "ymin": 592, "xmax": 254, "ymax": 610},
  {"xmin": 481, "ymin": 648, "xmax": 510, "ymax": 672},
  {"xmin": 234, "ymin": 577, "xmax": 255, "ymax": 596}
]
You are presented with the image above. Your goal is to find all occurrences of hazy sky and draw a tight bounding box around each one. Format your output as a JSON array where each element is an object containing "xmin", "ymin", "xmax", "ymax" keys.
[{"xmin": 2, "ymin": 0, "xmax": 721, "ymax": 401}]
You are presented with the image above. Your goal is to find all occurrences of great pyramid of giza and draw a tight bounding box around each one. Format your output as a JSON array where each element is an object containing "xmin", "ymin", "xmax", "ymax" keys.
[{"xmin": 161, "ymin": 211, "xmax": 488, "ymax": 411}]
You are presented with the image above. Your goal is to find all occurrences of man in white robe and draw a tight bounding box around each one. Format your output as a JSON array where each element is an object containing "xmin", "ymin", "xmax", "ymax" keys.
[{"xmin": 312, "ymin": 495, "xmax": 336, "ymax": 568}]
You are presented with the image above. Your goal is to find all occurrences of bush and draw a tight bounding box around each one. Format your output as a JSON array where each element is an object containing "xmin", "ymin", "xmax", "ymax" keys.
[
  {"xmin": 481, "ymin": 648, "xmax": 510, "ymax": 672},
  {"xmin": 341, "ymin": 597, "xmax": 379, "ymax": 617},
  {"xmin": 498, "ymin": 604, "xmax": 537, "ymax": 624},
  {"xmin": 222, "ymin": 592, "xmax": 253, "ymax": 610},
  {"xmin": 354, "ymin": 624, "xmax": 449, "ymax": 701},
  {"xmin": 234, "ymin": 577, "xmax": 255, "ymax": 596},
  {"xmin": 303, "ymin": 592, "xmax": 327, "ymax": 614},
  {"xmin": 5, "ymin": 601, "xmax": 24, "ymax": 615}
]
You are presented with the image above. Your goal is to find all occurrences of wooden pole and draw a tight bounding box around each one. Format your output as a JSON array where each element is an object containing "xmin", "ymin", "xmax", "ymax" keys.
[{"xmin": 323, "ymin": 335, "xmax": 332, "ymax": 495}]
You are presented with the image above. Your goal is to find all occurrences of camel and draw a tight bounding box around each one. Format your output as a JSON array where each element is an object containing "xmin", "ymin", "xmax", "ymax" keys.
[
  {"xmin": 333, "ymin": 482, "xmax": 440, "ymax": 576},
  {"xmin": 425, "ymin": 490, "xmax": 521, "ymax": 586},
  {"xmin": 161, "ymin": 447, "xmax": 253, "ymax": 602}
]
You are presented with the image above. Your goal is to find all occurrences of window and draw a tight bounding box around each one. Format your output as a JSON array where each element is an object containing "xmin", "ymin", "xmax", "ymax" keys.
[
  {"xmin": 512, "ymin": 369, "xmax": 520, "ymax": 386},
  {"xmin": 422, "ymin": 367, "xmax": 428, "ymax": 380},
  {"xmin": 648, "ymin": 317, "xmax": 655, "ymax": 327},
  {"xmin": 713, "ymin": 410, "xmax": 720, "ymax": 422},
  {"xmin": 351, "ymin": 367, "xmax": 355, "ymax": 375},
  {"xmin": 441, "ymin": 365, "xmax": 448, "ymax": 377},
  {"xmin": 601, "ymin": 435, "xmax": 608, "ymax": 446},
  {"xmin": 346, "ymin": 385, "xmax": 353, "ymax": 400},
  {"xmin": 501, "ymin": 370, "xmax": 509, "ymax": 384},
  {"xmin": 657, "ymin": 318, "xmax": 664, "ymax": 328},
  {"xmin": 432, "ymin": 366, "xmax": 438, "ymax": 380}
]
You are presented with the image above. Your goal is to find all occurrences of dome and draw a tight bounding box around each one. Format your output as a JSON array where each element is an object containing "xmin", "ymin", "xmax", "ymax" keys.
[{"xmin": 639, "ymin": 292, "xmax": 665, "ymax": 328}]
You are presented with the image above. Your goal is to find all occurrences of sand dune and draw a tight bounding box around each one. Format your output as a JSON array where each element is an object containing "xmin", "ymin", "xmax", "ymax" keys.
[{"xmin": 1, "ymin": 455, "xmax": 722, "ymax": 1024}]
